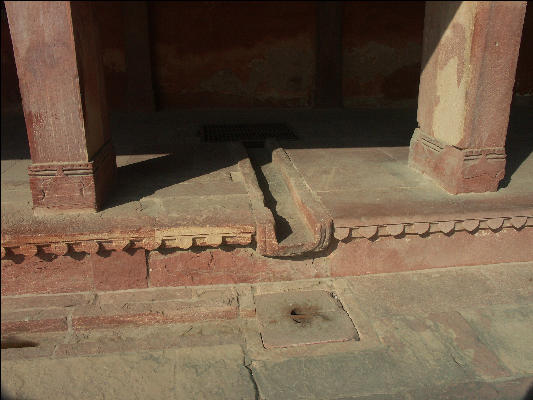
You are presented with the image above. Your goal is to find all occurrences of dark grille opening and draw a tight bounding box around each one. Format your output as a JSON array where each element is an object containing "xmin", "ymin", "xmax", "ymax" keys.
[{"xmin": 202, "ymin": 123, "xmax": 297, "ymax": 143}]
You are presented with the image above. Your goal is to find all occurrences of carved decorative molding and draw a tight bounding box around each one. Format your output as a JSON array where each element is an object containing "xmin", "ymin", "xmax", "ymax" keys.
[
  {"xmin": 2, "ymin": 215, "xmax": 531, "ymax": 259},
  {"xmin": 334, "ymin": 215, "xmax": 533, "ymax": 241},
  {"xmin": 409, "ymin": 129, "xmax": 506, "ymax": 194},
  {"xmin": 1, "ymin": 232, "xmax": 253, "ymax": 259},
  {"xmin": 28, "ymin": 141, "xmax": 116, "ymax": 212}
]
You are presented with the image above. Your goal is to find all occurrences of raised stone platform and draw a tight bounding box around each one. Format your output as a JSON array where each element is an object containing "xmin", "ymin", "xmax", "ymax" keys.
[{"xmin": 1, "ymin": 108, "xmax": 532, "ymax": 303}]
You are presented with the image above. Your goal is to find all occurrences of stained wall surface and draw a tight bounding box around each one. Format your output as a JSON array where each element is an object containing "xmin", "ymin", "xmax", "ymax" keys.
[
  {"xmin": 342, "ymin": 1, "xmax": 425, "ymax": 108},
  {"xmin": 1, "ymin": 1, "xmax": 531, "ymax": 115}
]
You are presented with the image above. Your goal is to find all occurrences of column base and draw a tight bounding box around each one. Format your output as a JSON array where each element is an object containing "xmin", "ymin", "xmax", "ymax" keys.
[
  {"xmin": 28, "ymin": 142, "xmax": 117, "ymax": 213},
  {"xmin": 408, "ymin": 129, "xmax": 506, "ymax": 194}
]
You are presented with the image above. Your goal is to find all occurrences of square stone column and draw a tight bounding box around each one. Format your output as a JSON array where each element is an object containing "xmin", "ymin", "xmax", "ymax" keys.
[
  {"xmin": 5, "ymin": 1, "xmax": 116, "ymax": 213},
  {"xmin": 409, "ymin": 1, "xmax": 526, "ymax": 194}
]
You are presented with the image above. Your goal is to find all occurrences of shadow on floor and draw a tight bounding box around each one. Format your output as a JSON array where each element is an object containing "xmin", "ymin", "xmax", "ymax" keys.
[
  {"xmin": 499, "ymin": 105, "xmax": 533, "ymax": 189},
  {"xmin": 2, "ymin": 106, "xmax": 532, "ymax": 211}
]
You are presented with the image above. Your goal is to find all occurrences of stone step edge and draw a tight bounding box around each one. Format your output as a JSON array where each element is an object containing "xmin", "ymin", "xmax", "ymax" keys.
[
  {"xmin": 1, "ymin": 286, "xmax": 249, "ymax": 336},
  {"xmin": 333, "ymin": 215, "xmax": 533, "ymax": 240},
  {"xmin": 2, "ymin": 215, "xmax": 532, "ymax": 260}
]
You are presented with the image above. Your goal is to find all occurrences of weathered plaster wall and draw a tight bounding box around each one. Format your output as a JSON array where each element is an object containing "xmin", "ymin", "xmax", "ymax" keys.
[
  {"xmin": 342, "ymin": 1, "xmax": 425, "ymax": 108},
  {"xmin": 148, "ymin": 1, "xmax": 316, "ymax": 108},
  {"xmin": 1, "ymin": 1, "xmax": 532, "ymax": 115},
  {"xmin": 93, "ymin": 2, "xmax": 127, "ymax": 112}
]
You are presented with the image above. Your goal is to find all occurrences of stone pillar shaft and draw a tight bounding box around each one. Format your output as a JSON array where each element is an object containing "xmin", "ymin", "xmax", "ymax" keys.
[
  {"xmin": 5, "ymin": 1, "xmax": 116, "ymax": 212},
  {"xmin": 409, "ymin": 1, "xmax": 526, "ymax": 194}
]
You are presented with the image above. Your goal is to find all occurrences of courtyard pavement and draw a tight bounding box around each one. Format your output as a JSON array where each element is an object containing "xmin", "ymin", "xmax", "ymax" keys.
[{"xmin": 2, "ymin": 261, "xmax": 532, "ymax": 399}]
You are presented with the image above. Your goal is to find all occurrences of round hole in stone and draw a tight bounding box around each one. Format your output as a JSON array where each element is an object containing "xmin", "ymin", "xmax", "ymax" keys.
[{"xmin": 290, "ymin": 307, "xmax": 310, "ymax": 324}]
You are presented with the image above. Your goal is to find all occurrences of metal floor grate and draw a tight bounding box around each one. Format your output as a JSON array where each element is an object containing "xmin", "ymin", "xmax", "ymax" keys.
[{"xmin": 202, "ymin": 123, "xmax": 297, "ymax": 142}]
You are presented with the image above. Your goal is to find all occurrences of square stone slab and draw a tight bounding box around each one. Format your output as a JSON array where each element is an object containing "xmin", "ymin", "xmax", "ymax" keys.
[{"xmin": 255, "ymin": 290, "xmax": 359, "ymax": 349}]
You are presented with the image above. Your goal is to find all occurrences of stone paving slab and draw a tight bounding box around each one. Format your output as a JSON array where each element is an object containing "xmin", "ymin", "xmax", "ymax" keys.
[
  {"xmin": 1, "ymin": 344, "xmax": 256, "ymax": 400},
  {"xmin": 255, "ymin": 290, "xmax": 358, "ymax": 348},
  {"xmin": 460, "ymin": 304, "xmax": 533, "ymax": 376},
  {"xmin": 345, "ymin": 263, "xmax": 533, "ymax": 317},
  {"xmin": 400, "ymin": 377, "xmax": 533, "ymax": 400},
  {"xmin": 251, "ymin": 349, "xmax": 418, "ymax": 400},
  {"xmin": 2, "ymin": 263, "xmax": 533, "ymax": 400},
  {"xmin": 1, "ymin": 142, "xmax": 256, "ymax": 242},
  {"xmin": 289, "ymin": 143, "xmax": 533, "ymax": 228}
]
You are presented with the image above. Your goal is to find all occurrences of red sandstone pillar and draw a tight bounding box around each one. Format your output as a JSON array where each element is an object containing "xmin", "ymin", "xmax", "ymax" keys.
[
  {"xmin": 409, "ymin": 1, "xmax": 526, "ymax": 194},
  {"xmin": 5, "ymin": 1, "xmax": 116, "ymax": 213}
]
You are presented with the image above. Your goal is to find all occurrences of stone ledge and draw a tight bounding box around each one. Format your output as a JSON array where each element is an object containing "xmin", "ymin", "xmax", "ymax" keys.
[{"xmin": 1, "ymin": 286, "xmax": 239, "ymax": 335}]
